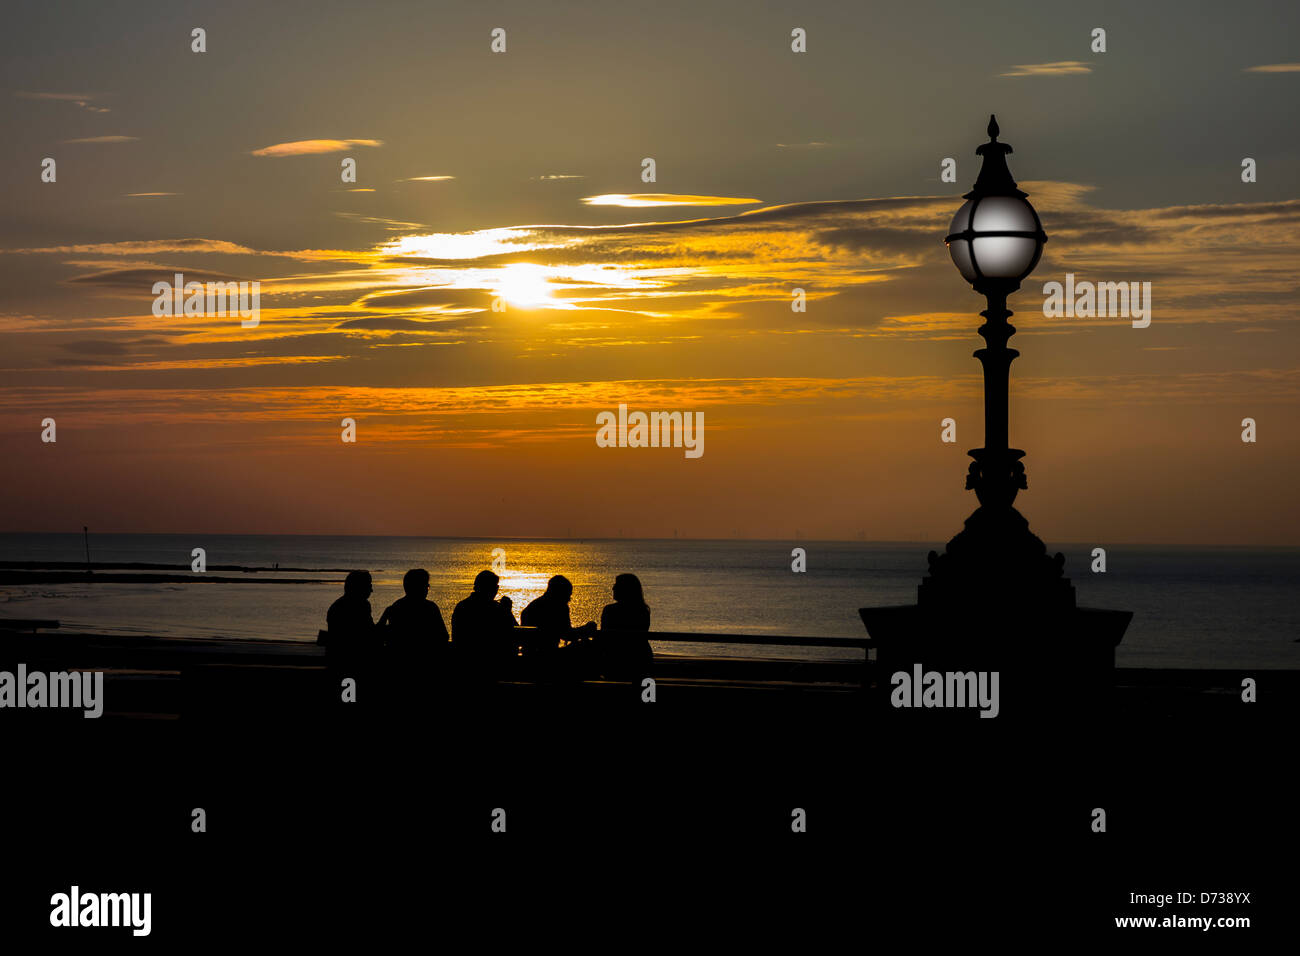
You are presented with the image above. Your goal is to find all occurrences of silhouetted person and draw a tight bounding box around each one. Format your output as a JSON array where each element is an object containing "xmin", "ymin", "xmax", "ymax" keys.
[
  {"xmin": 325, "ymin": 570, "xmax": 378, "ymax": 675},
  {"xmin": 451, "ymin": 570, "xmax": 518, "ymax": 681},
  {"xmin": 520, "ymin": 575, "xmax": 597, "ymax": 673},
  {"xmin": 599, "ymin": 573, "xmax": 653, "ymax": 679},
  {"xmin": 378, "ymin": 569, "xmax": 450, "ymax": 669}
]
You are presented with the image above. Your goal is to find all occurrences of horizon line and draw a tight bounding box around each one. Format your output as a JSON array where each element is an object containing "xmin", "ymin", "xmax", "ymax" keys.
[{"xmin": 0, "ymin": 530, "xmax": 1296, "ymax": 550}]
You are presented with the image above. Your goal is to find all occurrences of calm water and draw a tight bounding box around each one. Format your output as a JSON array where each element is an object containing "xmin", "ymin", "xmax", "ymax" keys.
[{"xmin": 1, "ymin": 533, "xmax": 1297, "ymax": 668}]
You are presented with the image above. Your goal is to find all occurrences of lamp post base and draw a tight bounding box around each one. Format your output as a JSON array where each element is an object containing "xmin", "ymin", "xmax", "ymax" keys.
[
  {"xmin": 859, "ymin": 601, "xmax": 1132, "ymax": 721},
  {"xmin": 859, "ymin": 508, "xmax": 1130, "ymax": 720},
  {"xmin": 919, "ymin": 503, "xmax": 1075, "ymax": 614}
]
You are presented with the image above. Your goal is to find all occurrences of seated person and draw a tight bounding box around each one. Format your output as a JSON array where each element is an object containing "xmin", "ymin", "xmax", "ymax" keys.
[
  {"xmin": 324, "ymin": 570, "xmax": 378, "ymax": 669},
  {"xmin": 451, "ymin": 570, "xmax": 519, "ymax": 678},
  {"xmin": 378, "ymin": 568, "xmax": 450, "ymax": 667},
  {"xmin": 599, "ymin": 573, "xmax": 653, "ymax": 678},
  {"xmin": 520, "ymin": 575, "xmax": 597, "ymax": 660}
]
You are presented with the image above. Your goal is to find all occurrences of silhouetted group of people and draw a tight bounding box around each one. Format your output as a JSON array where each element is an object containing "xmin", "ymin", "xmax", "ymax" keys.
[{"xmin": 321, "ymin": 568, "xmax": 653, "ymax": 689}]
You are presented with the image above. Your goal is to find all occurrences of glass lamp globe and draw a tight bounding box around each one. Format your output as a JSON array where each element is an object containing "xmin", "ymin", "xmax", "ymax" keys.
[{"xmin": 945, "ymin": 193, "xmax": 1045, "ymax": 284}]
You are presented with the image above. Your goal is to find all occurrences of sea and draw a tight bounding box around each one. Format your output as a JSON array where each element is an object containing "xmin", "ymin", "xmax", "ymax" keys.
[{"xmin": 0, "ymin": 533, "xmax": 1296, "ymax": 669}]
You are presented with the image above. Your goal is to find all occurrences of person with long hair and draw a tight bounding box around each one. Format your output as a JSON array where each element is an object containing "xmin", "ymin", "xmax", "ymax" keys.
[{"xmin": 599, "ymin": 573, "xmax": 652, "ymax": 679}]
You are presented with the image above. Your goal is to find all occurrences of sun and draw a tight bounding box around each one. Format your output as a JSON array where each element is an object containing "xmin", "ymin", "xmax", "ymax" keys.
[{"xmin": 493, "ymin": 263, "xmax": 556, "ymax": 309}]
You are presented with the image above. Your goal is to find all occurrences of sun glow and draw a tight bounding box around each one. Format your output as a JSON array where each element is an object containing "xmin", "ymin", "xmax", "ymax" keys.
[{"xmin": 493, "ymin": 263, "xmax": 556, "ymax": 309}]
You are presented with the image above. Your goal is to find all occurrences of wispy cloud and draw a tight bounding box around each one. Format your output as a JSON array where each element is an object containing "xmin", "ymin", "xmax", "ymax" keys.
[
  {"xmin": 6, "ymin": 189, "xmax": 1298, "ymax": 410},
  {"xmin": 534, "ymin": 174, "xmax": 584, "ymax": 180},
  {"xmin": 6, "ymin": 369, "xmax": 1295, "ymax": 439},
  {"xmin": 1001, "ymin": 61, "xmax": 1092, "ymax": 77},
  {"xmin": 250, "ymin": 138, "xmax": 382, "ymax": 157},
  {"xmin": 1244, "ymin": 63, "xmax": 1300, "ymax": 73},
  {"xmin": 401, "ymin": 175, "xmax": 455, "ymax": 182},
  {"xmin": 125, "ymin": 192, "xmax": 178, "ymax": 198},
  {"xmin": 60, "ymin": 135, "xmax": 138, "ymax": 144},
  {"xmin": 582, "ymin": 194, "xmax": 761, "ymax": 208},
  {"xmin": 66, "ymin": 266, "xmax": 250, "ymax": 290},
  {"xmin": 17, "ymin": 91, "xmax": 110, "ymax": 113},
  {"xmin": 7, "ymin": 239, "xmax": 254, "ymax": 255},
  {"xmin": 334, "ymin": 212, "xmax": 426, "ymax": 231}
]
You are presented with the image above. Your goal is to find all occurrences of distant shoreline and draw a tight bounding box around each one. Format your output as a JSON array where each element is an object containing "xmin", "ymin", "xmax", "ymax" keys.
[
  {"xmin": 0, "ymin": 571, "xmax": 338, "ymax": 585},
  {"xmin": 0, "ymin": 560, "xmax": 351, "ymax": 572}
]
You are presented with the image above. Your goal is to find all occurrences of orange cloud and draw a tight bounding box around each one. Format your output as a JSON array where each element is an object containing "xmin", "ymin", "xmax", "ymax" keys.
[
  {"xmin": 250, "ymin": 138, "xmax": 383, "ymax": 157},
  {"xmin": 1001, "ymin": 61, "xmax": 1092, "ymax": 77},
  {"xmin": 60, "ymin": 135, "xmax": 137, "ymax": 144},
  {"xmin": 582, "ymin": 194, "xmax": 761, "ymax": 208}
]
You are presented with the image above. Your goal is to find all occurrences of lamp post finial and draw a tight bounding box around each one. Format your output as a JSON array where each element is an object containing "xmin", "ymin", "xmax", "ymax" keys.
[{"xmin": 970, "ymin": 114, "xmax": 1023, "ymax": 198}]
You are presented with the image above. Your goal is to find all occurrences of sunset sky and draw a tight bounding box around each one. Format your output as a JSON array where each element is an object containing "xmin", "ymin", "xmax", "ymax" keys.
[{"xmin": 2, "ymin": 0, "xmax": 1297, "ymax": 544}]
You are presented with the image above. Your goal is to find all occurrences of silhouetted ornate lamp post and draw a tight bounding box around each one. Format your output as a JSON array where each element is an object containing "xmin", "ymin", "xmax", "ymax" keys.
[
  {"xmin": 921, "ymin": 115, "xmax": 1070, "ymax": 612},
  {"xmin": 859, "ymin": 115, "xmax": 1130, "ymax": 717},
  {"xmin": 944, "ymin": 115, "xmax": 1046, "ymax": 516}
]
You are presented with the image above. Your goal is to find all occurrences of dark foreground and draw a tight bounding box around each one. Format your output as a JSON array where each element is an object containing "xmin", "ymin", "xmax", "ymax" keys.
[{"xmin": 2, "ymin": 630, "xmax": 1292, "ymax": 944}]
